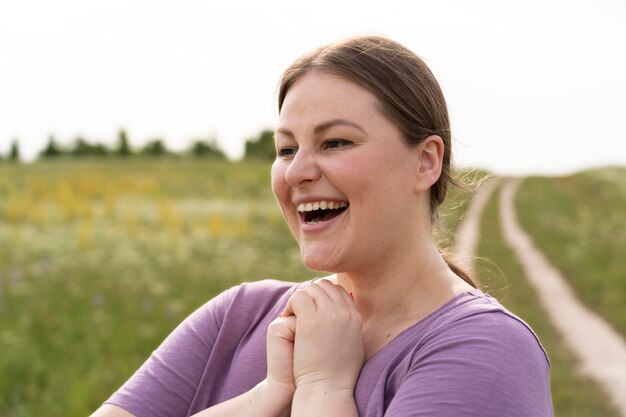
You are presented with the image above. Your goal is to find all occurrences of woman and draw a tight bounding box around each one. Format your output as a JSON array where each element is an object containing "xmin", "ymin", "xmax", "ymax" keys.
[{"xmin": 92, "ymin": 35, "xmax": 553, "ymax": 417}]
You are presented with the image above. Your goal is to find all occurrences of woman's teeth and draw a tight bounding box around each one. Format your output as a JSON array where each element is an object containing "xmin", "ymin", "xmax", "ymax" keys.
[
  {"xmin": 297, "ymin": 200, "xmax": 348, "ymax": 213},
  {"xmin": 297, "ymin": 201, "xmax": 349, "ymax": 224}
]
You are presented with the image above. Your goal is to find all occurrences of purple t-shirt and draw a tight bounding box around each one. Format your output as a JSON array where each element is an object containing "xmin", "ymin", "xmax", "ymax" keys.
[{"xmin": 106, "ymin": 279, "xmax": 553, "ymax": 416}]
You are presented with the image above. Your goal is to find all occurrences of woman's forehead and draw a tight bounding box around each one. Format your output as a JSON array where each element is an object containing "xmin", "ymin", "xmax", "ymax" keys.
[{"xmin": 278, "ymin": 72, "xmax": 382, "ymax": 129}]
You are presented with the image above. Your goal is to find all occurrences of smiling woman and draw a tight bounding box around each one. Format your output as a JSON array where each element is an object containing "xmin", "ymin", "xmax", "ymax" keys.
[
  {"xmin": 91, "ymin": 36, "xmax": 553, "ymax": 417},
  {"xmin": 272, "ymin": 71, "xmax": 435, "ymax": 276}
]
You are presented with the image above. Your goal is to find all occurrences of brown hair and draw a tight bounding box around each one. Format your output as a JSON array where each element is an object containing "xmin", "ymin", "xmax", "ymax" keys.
[{"xmin": 278, "ymin": 35, "xmax": 478, "ymax": 288}]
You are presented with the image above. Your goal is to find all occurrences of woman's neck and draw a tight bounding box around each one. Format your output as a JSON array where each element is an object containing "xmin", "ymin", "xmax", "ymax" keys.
[{"xmin": 332, "ymin": 241, "xmax": 472, "ymax": 346}]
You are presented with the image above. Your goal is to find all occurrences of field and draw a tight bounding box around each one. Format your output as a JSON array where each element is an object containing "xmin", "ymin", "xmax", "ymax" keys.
[
  {"xmin": 515, "ymin": 168, "xmax": 626, "ymax": 337},
  {"xmin": 0, "ymin": 159, "xmax": 317, "ymax": 415},
  {"xmin": 475, "ymin": 182, "xmax": 621, "ymax": 417},
  {"xmin": 0, "ymin": 159, "xmax": 623, "ymax": 416}
]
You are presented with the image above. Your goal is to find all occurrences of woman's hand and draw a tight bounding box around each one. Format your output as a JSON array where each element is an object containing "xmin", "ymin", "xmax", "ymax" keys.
[
  {"xmin": 266, "ymin": 315, "xmax": 297, "ymax": 397},
  {"xmin": 182, "ymin": 317, "xmax": 298, "ymax": 417},
  {"xmin": 281, "ymin": 279, "xmax": 364, "ymax": 396}
]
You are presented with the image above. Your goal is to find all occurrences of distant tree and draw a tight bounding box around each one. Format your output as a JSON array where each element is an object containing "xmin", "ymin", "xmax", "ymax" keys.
[
  {"xmin": 40, "ymin": 135, "xmax": 63, "ymax": 158},
  {"xmin": 70, "ymin": 137, "xmax": 92, "ymax": 157},
  {"xmin": 244, "ymin": 129, "xmax": 275, "ymax": 160},
  {"xmin": 189, "ymin": 139, "xmax": 225, "ymax": 159},
  {"xmin": 115, "ymin": 129, "xmax": 132, "ymax": 157},
  {"xmin": 91, "ymin": 143, "xmax": 110, "ymax": 156},
  {"xmin": 9, "ymin": 139, "xmax": 20, "ymax": 162},
  {"xmin": 69, "ymin": 137, "xmax": 110, "ymax": 157},
  {"xmin": 141, "ymin": 139, "xmax": 168, "ymax": 157}
]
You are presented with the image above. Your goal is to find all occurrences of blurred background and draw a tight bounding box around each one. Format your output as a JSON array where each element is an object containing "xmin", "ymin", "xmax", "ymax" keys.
[{"xmin": 0, "ymin": 0, "xmax": 624, "ymax": 415}]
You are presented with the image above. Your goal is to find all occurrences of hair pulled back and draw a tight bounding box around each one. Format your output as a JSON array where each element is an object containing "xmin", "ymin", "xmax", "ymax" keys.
[{"xmin": 278, "ymin": 35, "xmax": 478, "ymax": 288}]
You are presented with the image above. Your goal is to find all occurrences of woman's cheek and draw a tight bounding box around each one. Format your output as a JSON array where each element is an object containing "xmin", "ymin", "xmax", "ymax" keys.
[{"xmin": 270, "ymin": 162, "xmax": 283, "ymax": 197}]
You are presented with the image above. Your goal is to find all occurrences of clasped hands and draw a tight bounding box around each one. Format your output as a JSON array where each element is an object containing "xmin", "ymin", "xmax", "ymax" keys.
[{"xmin": 265, "ymin": 279, "xmax": 365, "ymax": 414}]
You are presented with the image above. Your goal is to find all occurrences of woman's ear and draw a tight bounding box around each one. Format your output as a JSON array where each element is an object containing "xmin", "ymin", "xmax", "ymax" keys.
[{"xmin": 414, "ymin": 135, "xmax": 444, "ymax": 194}]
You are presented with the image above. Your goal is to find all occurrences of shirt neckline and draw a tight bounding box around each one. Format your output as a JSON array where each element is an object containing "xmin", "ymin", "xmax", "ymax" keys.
[{"xmin": 363, "ymin": 289, "xmax": 484, "ymax": 364}]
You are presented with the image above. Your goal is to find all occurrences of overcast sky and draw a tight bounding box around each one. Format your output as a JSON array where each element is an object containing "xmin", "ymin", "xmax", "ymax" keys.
[{"xmin": 1, "ymin": 0, "xmax": 624, "ymax": 175}]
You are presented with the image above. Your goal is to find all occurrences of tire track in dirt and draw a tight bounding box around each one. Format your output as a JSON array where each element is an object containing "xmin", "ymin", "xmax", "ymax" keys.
[
  {"xmin": 453, "ymin": 179, "xmax": 498, "ymax": 273},
  {"xmin": 499, "ymin": 178, "xmax": 626, "ymax": 416}
]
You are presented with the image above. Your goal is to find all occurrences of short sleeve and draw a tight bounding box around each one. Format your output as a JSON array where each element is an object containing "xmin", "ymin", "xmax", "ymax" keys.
[
  {"xmin": 384, "ymin": 312, "xmax": 553, "ymax": 417},
  {"xmin": 105, "ymin": 285, "xmax": 239, "ymax": 417}
]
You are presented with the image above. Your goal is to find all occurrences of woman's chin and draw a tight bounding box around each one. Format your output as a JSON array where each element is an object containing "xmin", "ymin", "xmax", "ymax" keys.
[
  {"xmin": 302, "ymin": 258, "xmax": 333, "ymax": 272},
  {"xmin": 301, "ymin": 251, "xmax": 341, "ymax": 273}
]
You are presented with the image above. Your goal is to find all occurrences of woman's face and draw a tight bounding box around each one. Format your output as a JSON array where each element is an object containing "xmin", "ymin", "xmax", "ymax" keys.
[{"xmin": 271, "ymin": 71, "xmax": 423, "ymax": 273}]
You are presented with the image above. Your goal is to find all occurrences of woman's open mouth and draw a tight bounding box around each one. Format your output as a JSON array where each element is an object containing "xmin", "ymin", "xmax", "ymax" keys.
[{"xmin": 297, "ymin": 200, "xmax": 349, "ymax": 225}]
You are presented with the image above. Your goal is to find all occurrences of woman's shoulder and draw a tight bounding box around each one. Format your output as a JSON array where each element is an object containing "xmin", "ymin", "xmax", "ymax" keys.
[
  {"xmin": 193, "ymin": 279, "xmax": 304, "ymax": 323},
  {"xmin": 374, "ymin": 291, "xmax": 553, "ymax": 417},
  {"xmin": 433, "ymin": 290, "xmax": 541, "ymax": 336},
  {"xmin": 203, "ymin": 278, "xmax": 302, "ymax": 305},
  {"xmin": 226, "ymin": 278, "xmax": 303, "ymax": 306},
  {"xmin": 417, "ymin": 290, "xmax": 549, "ymax": 364},
  {"xmin": 236, "ymin": 278, "xmax": 303, "ymax": 294}
]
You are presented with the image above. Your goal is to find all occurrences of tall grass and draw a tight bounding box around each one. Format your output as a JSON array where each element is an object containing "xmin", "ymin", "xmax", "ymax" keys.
[
  {"xmin": 436, "ymin": 168, "xmax": 491, "ymax": 250},
  {"xmin": 0, "ymin": 159, "xmax": 317, "ymax": 416},
  {"xmin": 1, "ymin": 159, "xmax": 621, "ymax": 416},
  {"xmin": 476, "ymin": 185, "xmax": 621, "ymax": 417},
  {"xmin": 515, "ymin": 167, "xmax": 626, "ymax": 337}
]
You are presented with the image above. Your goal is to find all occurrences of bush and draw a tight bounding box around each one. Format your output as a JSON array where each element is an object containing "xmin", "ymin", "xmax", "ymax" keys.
[{"xmin": 244, "ymin": 129, "xmax": 275, "ymax": 160}]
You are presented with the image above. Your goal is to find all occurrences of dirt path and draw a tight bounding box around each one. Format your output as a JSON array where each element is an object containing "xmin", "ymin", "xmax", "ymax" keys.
[
  {"xmin": 500, "ymin": 178, "xmax": 626, "ymax": 416},
  {"xmin": 453, "ymin": 179, "xmax": 497, "ymax": 272}
]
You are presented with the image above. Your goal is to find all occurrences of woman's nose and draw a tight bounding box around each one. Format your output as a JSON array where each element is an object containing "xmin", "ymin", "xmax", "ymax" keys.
[{"xmin": 284, "ymin": 149, "xmax": 321, "ymax": 187}]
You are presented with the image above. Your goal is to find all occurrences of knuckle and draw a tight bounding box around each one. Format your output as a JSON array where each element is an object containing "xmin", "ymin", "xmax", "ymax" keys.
[
  {"xmin": 267, "ymin": 318, "xmax": 283, "ymax": 332},
  {"xmin": 292, "ymin": 289, "xmax": 310, "ymax": 303},
  {"xmin": 269, "ymin": 317, "xmax": 282, "ymax": 327}
]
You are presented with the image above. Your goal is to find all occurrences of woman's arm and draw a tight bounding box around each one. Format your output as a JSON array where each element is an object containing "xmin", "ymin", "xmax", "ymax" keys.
[
  {"xmin": 281, "ymin": 279, "xmax": 364, "ymax": 417},
  {"xmin": 291, "ymin": 383, "xmax": 359, "ymax": 417},
  {"xmin": 190, "ymin": 379, "xmax": 291, "ymax": 417},
  {"xmin": 91, "ymin": 282, "xmax": 302, "ymax": 417},
  {"xmin": 90, "ymin": 404, "xmax": 136, "ymax": 417},
  {"xmin": 92, "ymin": 313, "xmax": 297, "ymax": 417},
  {"xmin": 190, "ymin": 315, "xmax": 297, "ymax": 417}
]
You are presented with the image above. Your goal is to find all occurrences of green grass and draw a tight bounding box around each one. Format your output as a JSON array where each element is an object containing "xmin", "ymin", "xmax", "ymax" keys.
[
  {"xmin": 0, "ymin": 159, "xmax": 479, "ymax": 415},
  {"xmin": 1, "ymin": 159, "xmax": 622, "ymax": 416},
  {"xmin": 515, "ymin": 167, "xmax": 626, "ymax": 338},
  {"xmin": 0, "ymin": 158, "xmax": 318, "ymax": 416},
  {"xmin": 436, "ymin": 168, "xmax": 492, "ymax": 250},
  {"xmin": 476, "ymin": 184, "xmax": 621, "ymax": 417}
]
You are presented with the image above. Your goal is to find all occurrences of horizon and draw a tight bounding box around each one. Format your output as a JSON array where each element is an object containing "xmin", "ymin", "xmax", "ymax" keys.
[
  {"xmin": 3, "ymin": 134, "xmax": 623, "ymax": 179},
  {"xmin": 1, "ymin": 0, "xmax": 625, "ymax": 176}
]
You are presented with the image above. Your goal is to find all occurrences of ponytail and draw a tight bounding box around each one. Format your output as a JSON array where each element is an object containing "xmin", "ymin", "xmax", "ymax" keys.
[{"xmin": 440, "ymin": 249, "xmax": 479, "ymax": 289}]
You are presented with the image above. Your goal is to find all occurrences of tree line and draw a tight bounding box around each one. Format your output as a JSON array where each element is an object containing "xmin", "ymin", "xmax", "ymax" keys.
[{"xmin": 0, "ymin": 129, "xmax": 276, "ymax": 162}]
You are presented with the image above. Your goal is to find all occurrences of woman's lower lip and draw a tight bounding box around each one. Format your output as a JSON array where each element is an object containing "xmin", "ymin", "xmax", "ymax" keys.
[{"xmin": 300, "ymin": 208, "xmax": 347, "ymax": 233}]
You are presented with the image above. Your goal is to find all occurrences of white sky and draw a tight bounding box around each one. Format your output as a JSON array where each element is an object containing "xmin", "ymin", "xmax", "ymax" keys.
[{"xmin": 1, "ymin": 0, "xmax": 624, "ymax": 175}]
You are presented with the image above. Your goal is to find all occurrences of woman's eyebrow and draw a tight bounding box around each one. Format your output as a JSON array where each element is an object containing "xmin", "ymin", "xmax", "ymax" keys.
[
  {"xmin": 276, "ymin": 118, "xmax": 366, "ymax": 139},
  {"xmin": 314, "ymin": 119, "xmax": 366, "ymax": 135},
  {"xmin": 275, "ymin": 128, "xmax": 294, "ymax": 138}
]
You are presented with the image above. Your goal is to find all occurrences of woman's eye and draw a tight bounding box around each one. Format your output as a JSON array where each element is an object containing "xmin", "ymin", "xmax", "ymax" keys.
[
  {"xmin": 277, "ymin": 147, "xmax": 297, "ymax": 157},
  {"xmin": 324, "ymin": 139, "xmax": 352, "ymax": 150}
]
